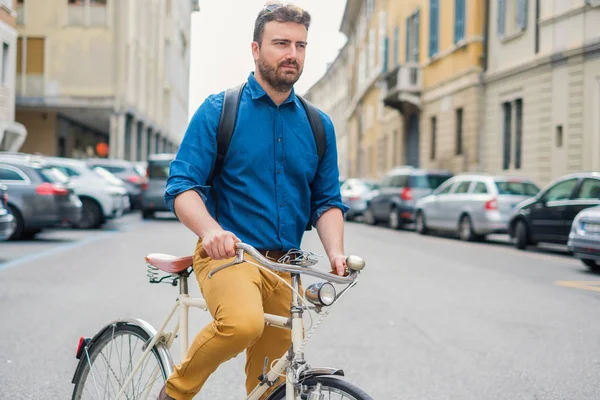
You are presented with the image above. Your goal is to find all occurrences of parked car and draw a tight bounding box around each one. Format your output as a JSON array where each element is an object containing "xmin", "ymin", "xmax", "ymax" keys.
[
  {"xmin": 0, "ymin": 183, "xmax": 14, "ymax": 240},
  {"xmin": 340, "ymin": 178, "xmax": 378, "ymax": 221},
  {"xmin": 142, "ymin": 153, "xmax": 175, "ymax": 219},
  {"xmin": 415, "ymin": 174, "xmax": 540, "ymax": 241},
  {"xmin": 363, "ymin": 166, "xmax": 453, "ymax": 229},
  {"xmin": 568, "ymin": 206, "xmax": 600, "ymax": 272},
  {"xmin": 85, "ymin": 158, "xmax": 147, "ymax": 210},
  {"xmin": 508, "ymin": 172, "xmax": 600, "ymax": 250},
  {"xmin": 0, "ymin": 159, "xmax": 82, "ymax": 240},
  {"xmin": 39, "ymin": 156, "xmax": 130, "ymax": 229}
]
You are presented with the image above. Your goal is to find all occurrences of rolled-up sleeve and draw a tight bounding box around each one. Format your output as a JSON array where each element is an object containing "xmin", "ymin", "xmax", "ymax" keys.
[
  {"xmin": 164, "ymin": 94, "xmax": 222, "ymax": 213},
  {"xmin": 309, "ymin": 112, "xmax": 350, "ymax": 227}
]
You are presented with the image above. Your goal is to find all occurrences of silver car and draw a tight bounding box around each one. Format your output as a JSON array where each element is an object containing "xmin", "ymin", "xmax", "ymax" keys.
[
  {"xmin": 415, "ymin": 174, "xmax": 540, "ymax": 241},
  {"xmin": 568, "ymin": 206, "xmax": 600, "ymax": 272},
  {"xmin": 141, "ymin": 153, "xmax": 175, "ymax": 219},
  {"xmin": 340, "ymin": 179, "xmax": 378, "ymax": 221}
]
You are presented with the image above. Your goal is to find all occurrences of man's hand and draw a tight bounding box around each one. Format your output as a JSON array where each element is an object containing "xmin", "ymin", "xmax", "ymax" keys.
[
  {"xmin": 202, "ymin": 229, "xmax": 240, "ymax": 260},
  {"xmin": 330, "ymin": 254, "xmax": 347, "ymax": 276}
]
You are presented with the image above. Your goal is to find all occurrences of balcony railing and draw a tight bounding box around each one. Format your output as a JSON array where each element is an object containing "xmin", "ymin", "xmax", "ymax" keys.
[
  {"xmin": 383, "ymin": 64, "xmax": 422, "ymax": 111},
  {"xmin": 16, "ymin": 4, "xmax": 24, "ymax": 25},
  {"xmin": 16, "ymin": 74, "xmax": 45, "ymax": 98}
]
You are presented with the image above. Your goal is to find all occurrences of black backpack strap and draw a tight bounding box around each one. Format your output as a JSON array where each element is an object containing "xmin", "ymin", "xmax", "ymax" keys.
[
  {"xmin": 207, "ymin": 82, "xmax": 245, "ymax": 221},
  {"xmin": 207, "ymin": 82, "xmax": 246, "ymax": 187},
  {"xmin": 297, "ymin": 95, "xmax": 327, "ymax": 231},
  {"xmin": 297, "ymin": 95, "xmax": 326, "ymax": 163}
]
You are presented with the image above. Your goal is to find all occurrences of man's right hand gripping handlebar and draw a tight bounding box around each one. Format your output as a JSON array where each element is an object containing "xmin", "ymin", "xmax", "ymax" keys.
[{"xmin": 200, "ymin": 229, "xmax": 241, "ymax": 260}]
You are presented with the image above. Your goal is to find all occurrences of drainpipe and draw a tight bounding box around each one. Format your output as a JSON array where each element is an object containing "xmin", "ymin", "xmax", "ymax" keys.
[{"xmin": 477, "ymin": 0, "xmax": 490, "ymax": 172}]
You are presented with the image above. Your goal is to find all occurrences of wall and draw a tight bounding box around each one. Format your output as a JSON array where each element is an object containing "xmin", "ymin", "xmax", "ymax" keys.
[{"xmin": 16, "ymin": 110, "xmax": 57, "ymax": 155}]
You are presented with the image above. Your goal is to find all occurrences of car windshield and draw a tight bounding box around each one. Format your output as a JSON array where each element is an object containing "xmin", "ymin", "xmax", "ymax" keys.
[
  {"xmin": 93, "ymin": 166, "xmax": 125, "ymax": 186},
  {"xmin": 148, "ymin": 160, "xmax": 171, "ymax": 178},
  {"xmin": 38, "ymin": 167, "xmax": 70, "ymax": 184},
  {"xmin": 410, "ymin": 174, "xmax": 452, "ymax": 189},
  {"xmin": 494, "ymin": 180, "xmax": 540, "ymax": 196}
]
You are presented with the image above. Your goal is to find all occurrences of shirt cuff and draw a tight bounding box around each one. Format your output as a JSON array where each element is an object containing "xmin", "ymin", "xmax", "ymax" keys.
[
  {"xmin": 164, "ymin": 183, "xmax": 210, "ymax": 214},
  {"xmin": 310, "ymin": 201, "xmax": 350, "ymax": 228}
]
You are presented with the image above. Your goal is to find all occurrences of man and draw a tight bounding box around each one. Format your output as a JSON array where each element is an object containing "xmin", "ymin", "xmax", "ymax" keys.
[{"xmin": 161, "ymin": 2, "xmax": 348, "ymax": 399}]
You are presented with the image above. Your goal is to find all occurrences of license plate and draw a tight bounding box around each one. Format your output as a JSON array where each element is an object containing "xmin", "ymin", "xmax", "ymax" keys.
[{"xmin": 584, "ymin": 223, "xmax": 600, "ymax": 234}]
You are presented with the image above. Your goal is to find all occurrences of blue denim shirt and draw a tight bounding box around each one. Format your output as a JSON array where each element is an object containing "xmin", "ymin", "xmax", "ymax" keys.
[{"xmin": 164, "ymin": 72, "xmax": 348, "ymax": 251}]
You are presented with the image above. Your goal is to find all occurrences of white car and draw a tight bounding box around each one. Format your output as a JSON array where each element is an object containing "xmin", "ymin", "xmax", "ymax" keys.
[{"xmin": 40, "ymin": 157, "xmax": 129, "ymax": 229}]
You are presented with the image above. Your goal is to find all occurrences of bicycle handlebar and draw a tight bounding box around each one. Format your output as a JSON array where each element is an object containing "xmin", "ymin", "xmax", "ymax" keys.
[{"xmin": 206, "ymin": 243, "xmax": 365, "ymax": 285}]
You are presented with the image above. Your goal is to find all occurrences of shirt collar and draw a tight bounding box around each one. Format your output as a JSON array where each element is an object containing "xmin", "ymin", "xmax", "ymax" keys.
[{"xmin": 247, "ymin": 72, "xmax": 298, "ymax": 107}]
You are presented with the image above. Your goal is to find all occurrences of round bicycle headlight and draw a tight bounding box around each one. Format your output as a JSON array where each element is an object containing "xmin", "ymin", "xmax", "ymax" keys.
[{"xmin": 305, "ymin": 282, "xmax": 337, "ymax": 307}]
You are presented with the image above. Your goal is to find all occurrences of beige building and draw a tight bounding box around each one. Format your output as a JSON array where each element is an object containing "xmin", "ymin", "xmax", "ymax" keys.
[
  {"xmin": 14, "ymin": 0, "xmax": 198, "ymax": 160},
  {"xmin": 483, "ymin": 0, "xmax": 600, "ymax": 185},
  {"xmin": 0, "ymin": 0, "xmax": 27, "ymax": 152},
  {"xmin": 341, "ymin": 0, "xmax": 390, "ymax": 179},
  {"xmin": 302, "ymin": 42, "xmax": 350, "ymax": 178}
]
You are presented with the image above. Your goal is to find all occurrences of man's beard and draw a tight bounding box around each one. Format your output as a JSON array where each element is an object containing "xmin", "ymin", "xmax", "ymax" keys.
[{"xmin": 257, "ymin": 56, "xmax": 302, "ymax": 93}]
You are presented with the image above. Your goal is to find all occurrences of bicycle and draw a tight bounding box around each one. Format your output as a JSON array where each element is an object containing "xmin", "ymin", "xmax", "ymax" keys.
[{"xmin": 70, "ymin": 242, "xmax": 372, "ymax": 399}]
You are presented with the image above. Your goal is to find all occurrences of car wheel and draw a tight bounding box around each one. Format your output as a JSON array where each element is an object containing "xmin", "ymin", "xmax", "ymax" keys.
[
  {"xmin": 78, "ymin": 198, "xmax": 104, "ymax": 229},
  {"xmin": 514, "ymin": 220, "xmax": 529, "ymax": 250},
  {"xmin": 459, "ymin": 215, "xmax": 483, "ymax": 242},
  {"xmin": 416, "ymin": 211, "xmax": 428, "ymax": 235},
  {"xmin": 582, "ymin": 259, "xmax": 600, "ymax": 272},
  {"xmin": 142, "ymin": 209, "xmax": 154, "ymax": 220},
  {"xmin": 388, "ymin": 207, "xmax": 402, "ymax": 230},
  {"xmin": 363, "ymin": 207, "xmax": 375, "ymax": 225},
  {"xmin": 7, "ymin": 205, "xmax": 24, "ymax": 240}
]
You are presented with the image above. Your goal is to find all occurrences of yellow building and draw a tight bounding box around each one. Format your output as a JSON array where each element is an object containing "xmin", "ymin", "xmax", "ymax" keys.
[
  {"xmin": 380, "ymin": 0, "xmax": 424, "ymax": 172},
  {"xmin": 418, "ymin": 0, "xmax": 486, "ymax": 173},
  {"xmin": 340, "ymin": 0, "xmax": 387, "ymax": 179}
]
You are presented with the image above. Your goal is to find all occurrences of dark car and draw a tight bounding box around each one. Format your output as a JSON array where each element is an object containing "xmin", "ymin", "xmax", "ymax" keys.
[
  {"xmin": 0, "ymin": 159, "xmax": 83, "ymax": 240},
  {"xmin": 85, "ymin": 158, "xmax": 147, "ymax": 210},
  {"xmin": 508, "ymin": 172, "xmax": 600, "ymax": 250},
  {"xmin": 363, "ymin": 166, "xmax": 453, "ymax": 229},
  {"xmin": 141, "ymin": 154, "xmax": 175, "ymax": 219},
  {"xmin": 568, "ymin": 206, "xmax": 600, "ymax": 272},
  {"xmin": 0, "ymin": 183, "xmax": 14, "ymax": 240}
]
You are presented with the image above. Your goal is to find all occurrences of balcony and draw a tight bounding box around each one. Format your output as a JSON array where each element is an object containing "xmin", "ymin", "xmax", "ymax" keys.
[{"xmin": 382, "ymin": 64, "xmax": 422, "ymax": 113}]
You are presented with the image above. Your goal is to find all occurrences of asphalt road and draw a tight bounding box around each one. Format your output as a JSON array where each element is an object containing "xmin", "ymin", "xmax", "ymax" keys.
[{"xmin": 1, "ymin": 213, "xmax": 600, "ymax": 399}]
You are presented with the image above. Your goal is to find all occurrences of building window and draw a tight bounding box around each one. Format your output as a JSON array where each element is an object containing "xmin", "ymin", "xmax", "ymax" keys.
[
  {"xmin": 498, "ymin": 0, "xmax": 528, "ymax": 37},
  {"xmin": 430, "ymin": 116, "xmax": 437, "ymax": 160},
  {"xmin": 429, "ymin": 0, "xmax": 439, "ymax": 57},
  {"xmin": 393, "ymin": 25, "xmax": 399, "ymax": 67},
  {"xmin": 502, "ymin": 102, "xmax": 512, "ymax": 170},
  {"xmin": 455, "ymin": 108, "xmax": 463, "ymax": 156},
  {"xmin": 405, "ymin": 10, "xmax": 420, "ymax": 63},
  {"xmin": 454, "ymin": 0, "xmax": 466, "ymax": 43},
  {"xmin": 501, "ymin": 98, "xmax": 524, "ymax": 170},
  {"xmin": 366, "ymin": 0, "xmax": 375, "ymax": 19},
  {"xmin": 497, "ymin": 0, "xmax": 506, "ymax": 36},
  {"xmin": 556, "ymin": 125, "xmax": 563, "ymax": 148},
  {"xmin": 1, "ymin": 43, "xmax": 8, "ymax": 85},
  {"xmin": 514, "ymin": 99, "xmax": 523, "ymax": 169}
]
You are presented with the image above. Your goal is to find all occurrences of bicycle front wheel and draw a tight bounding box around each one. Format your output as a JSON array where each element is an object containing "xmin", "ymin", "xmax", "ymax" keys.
[
  {"xmin": 269, "ymin": 375, "xmax": 374, "ymax": 400},
  {"xmin": 72, "ymin": 323, "xmax": 170, "ymax": 400}
]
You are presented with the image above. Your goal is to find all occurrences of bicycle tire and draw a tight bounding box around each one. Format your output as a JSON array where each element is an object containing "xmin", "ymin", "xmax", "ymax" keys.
[
  {"xmin": 268, "ymin": 375, "xmax": 374, "ymax": 400},
  {"xmin": 72, "ymin": 323, "xmax": 170, "ymax": 400}
]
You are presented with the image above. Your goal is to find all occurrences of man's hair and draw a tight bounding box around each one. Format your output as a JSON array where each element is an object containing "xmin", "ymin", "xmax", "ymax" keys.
[{"xmin": 253, "ymin": 2, "xmax": 311, "ymax": 45}]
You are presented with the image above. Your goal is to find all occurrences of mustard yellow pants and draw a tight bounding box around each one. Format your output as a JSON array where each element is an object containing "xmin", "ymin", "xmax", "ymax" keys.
[{"xmin": 165, "ymin": 240, "xmax": 300, "ymax": 399}]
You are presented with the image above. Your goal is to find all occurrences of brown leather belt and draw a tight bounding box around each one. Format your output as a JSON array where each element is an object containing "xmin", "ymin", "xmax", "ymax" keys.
[{"xmin": 256, "ymin": 249, "xmax": 292, "ymax": 261}]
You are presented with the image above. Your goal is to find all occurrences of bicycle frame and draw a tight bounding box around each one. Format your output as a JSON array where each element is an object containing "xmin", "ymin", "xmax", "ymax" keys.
[{"xmin": 115, "ymin": 269, "xmax": 305, "ymax": 400}]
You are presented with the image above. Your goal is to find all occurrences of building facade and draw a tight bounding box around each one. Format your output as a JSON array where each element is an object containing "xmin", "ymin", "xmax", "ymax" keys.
[
  {"xmin": 341, "ymin": 0, "xmax": 388, "ymax": 179},
  {"xmin": 14, "ymin": 0, "xmax": 197, "ymax": 160},
  {"xmin": 419, "ymin": 0, "xmax": 486, "ymax": 174},
  {"xmin": 303, "ymin": 42, "xmax": 351, "ymax": 178},
  {"xmin": 0, "ymin": 0, "xmax": 27, "ymax": 152},
  {"xmin": 483, "ymin": 0, "xmax": 600, "ymax": 185}
]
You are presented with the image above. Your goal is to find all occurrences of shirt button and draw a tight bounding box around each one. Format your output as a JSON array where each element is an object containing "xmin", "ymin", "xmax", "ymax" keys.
[
  {"xmin": 277, "ymin": 138, "xmax": 282, "ymax": 142},
  {"xmin": 279, "ymin": 203, "xmax": 283, "ymax": 207},
  {"xmin": 277, "ymin": 169, "xmax": 281, "ymax": 174}
]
